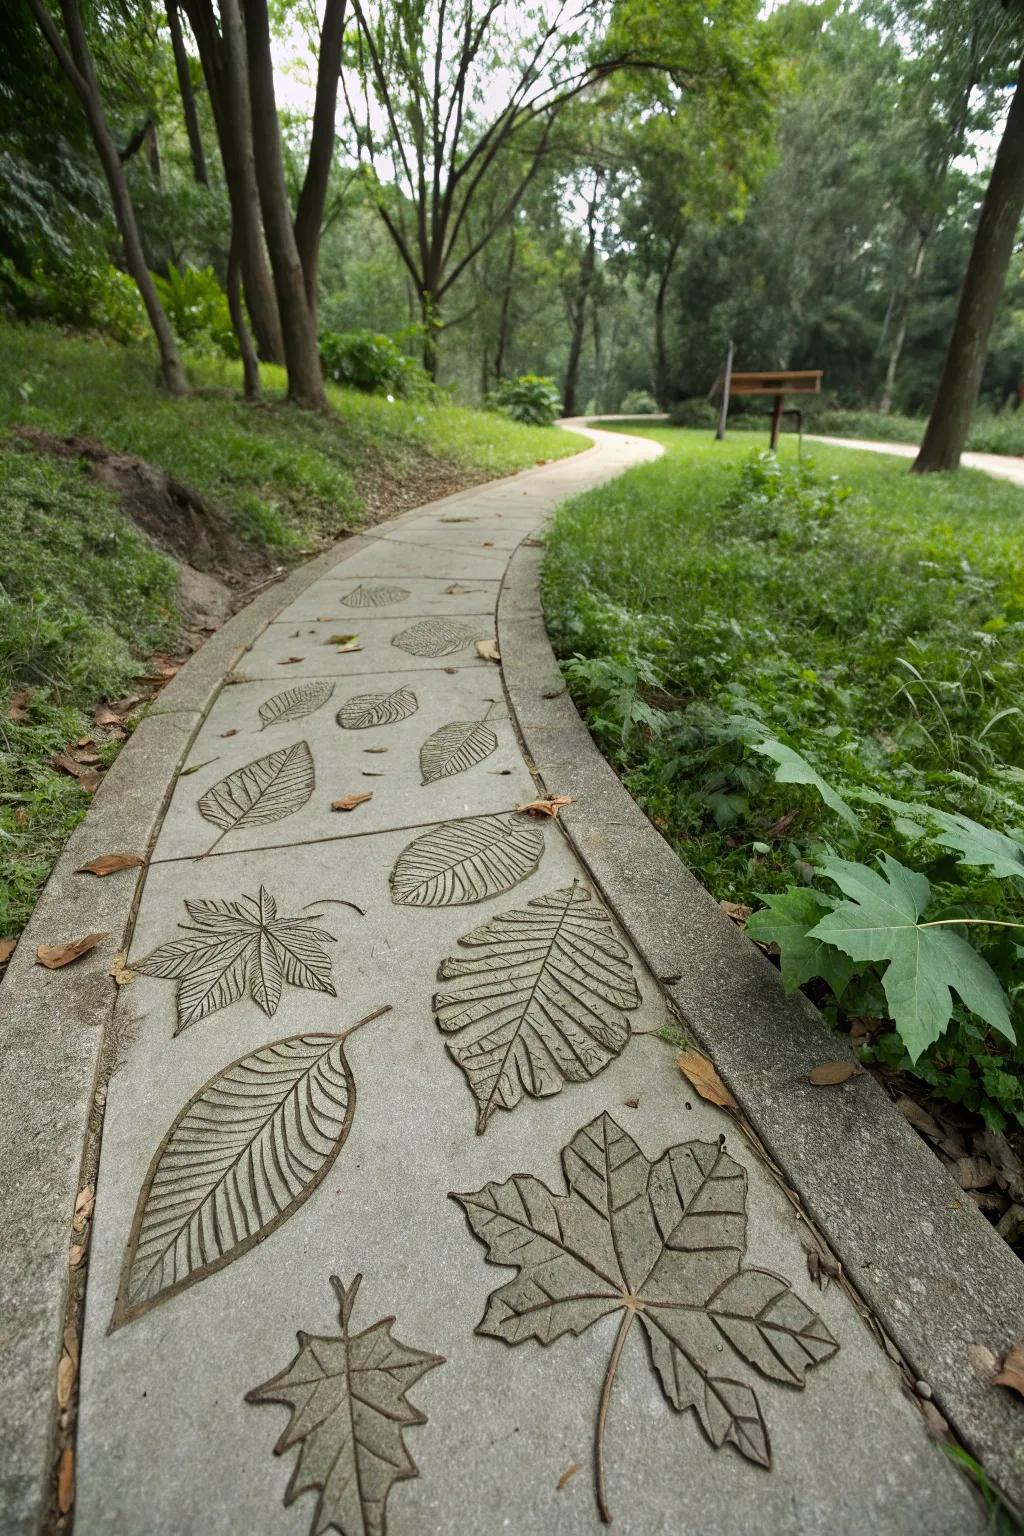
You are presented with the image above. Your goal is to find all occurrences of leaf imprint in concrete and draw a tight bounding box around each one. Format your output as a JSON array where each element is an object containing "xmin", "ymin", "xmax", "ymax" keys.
[
  {"xmin": 258, "ymin": 680, "xmax": 335, "ymax": 730},
  {"xmin": 336, "ymin": 686, "xmax": 418, "ymax": 730},
  {"xmin": 197, "ymin": 740, "xmax": 314, "ymax": 855},
  {"xmin": 135, "ymin": 886, "xmax": 355, "ymax": 1033},
  {"xmin": 340, "ymin": 582, "xmax": 412, "ymax": 608},
  {"xmin": 110, "ymin": 1007, "xmax": 390, "ymax": 1331},
  {"xmin": 247, "ymin": 1273, "xmax": 443, "ymax": 1536},
  {"xmin": 435, "ymin": 882, "xmax": 641, "ymax": 1132},
  {"xmin": 420, "ymin": 700, "xmax": 499, "ymax": 784},
  {"xmin": 390, "ymin": 813, "xmax": 543, "ymax": 907},
  {"xmin": 454, "ymin": 1113, "xmax": 839, "ymax": 1523},
  {"xmin": 391, "ymin": 617, "xmax": 479, "ymax": 657}
]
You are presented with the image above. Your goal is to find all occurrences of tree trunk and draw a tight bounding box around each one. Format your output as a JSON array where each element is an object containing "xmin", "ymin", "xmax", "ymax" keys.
[
  {"xmin": 293, "ymin": 0, "xmax": 346, "ymax": 327},
  {"xmin": 227, "ymin": 231, "xmax": 260, "ymax": 400},
  {"xmin": 878, "ymin": 230, "xmax": 927, "ymax": 414},
  {"xmin": 653, "ymin": 232, "xmax": 681, "ymax": 409},
  {"xmin": 914, "ymin": 57, "xmax": 1024, "ymax": 474},
  {"xmin": 166, "ymin": 0, "xmax": 208, "ymax": 185},
  {"xmin": 493, "ymin": 229, "xmax": 516, "ymax": 383},
  {"xmin": 181, "ymin": 0, "xmax": 284, "ymax": 364},
  {"xmin": 421, "ymin": 289, "xmax": 440, "ymax": 380},
  {"xmin": 562, "ymin": 190, "xmax": 599, "ymax": 418},
  {"xmin": 241, "ymin": 0, "xmax": 325, "ymax": 408},
  {"xmin": 29, "ymin": 0, "xmax": 189, "ymax": 396}
]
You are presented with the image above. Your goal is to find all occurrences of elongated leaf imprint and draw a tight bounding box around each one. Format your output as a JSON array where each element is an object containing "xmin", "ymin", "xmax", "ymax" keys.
[
  {"xmin": 110, "ymin": 1010, "xmax": 387, "ymax": 1330},
  {"xmin": 248, "ymin": 1273, "xmax": 443, "ymax": 1536},
  {"xmin": 391, "ymin": 618, "xmax": 478, "ymax": 657},
  {"xmin": 420, "ymin": 704, "xmax": 498, "ymax": 784},
  {"xmin": 197, "ymin": 741, "xmax": 314, "ymax": 853},
  {"xmin": 135, "ymin": 887, "xmax": 339, "ymax": 1032},
  {"xmin": 435, "ymin": 883, "xmax": 641, "ymax": 1131},
  {"xmin": 340, "ymin": 582, "xmax": 411, "ymax": 608},
  {"xmin": 337, "ymin": 687, "xmax": 418, "ymax": 730},
  {"xmin": 390, "ymin": 814, "xmax": 543, "ymax": 907},
  {"xmin": 259, "ymin": 680, "xmax": 335, "ymax": 730},
  {"xmin": 454, "ymin": 1114, "xmax": 838, "ymax": 1522}
]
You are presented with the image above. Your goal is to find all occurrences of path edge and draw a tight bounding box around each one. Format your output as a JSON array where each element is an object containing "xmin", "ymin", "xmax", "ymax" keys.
[
  {"xmin": 498, "ymin": 535, "xmax": 1024, "ymax": 1514},
  {"xmin": 0, "ymin": 437, "xmax": 599, "ymax": 1536}
]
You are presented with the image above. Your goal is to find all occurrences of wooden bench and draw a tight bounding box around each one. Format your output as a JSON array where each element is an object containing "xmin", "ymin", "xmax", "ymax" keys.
[{"xmin": 710, "ymin": 361, "xmax": 823, "ymax": 449}]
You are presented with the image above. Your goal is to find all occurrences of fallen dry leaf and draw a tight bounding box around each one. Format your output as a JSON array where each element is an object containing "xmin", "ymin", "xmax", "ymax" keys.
[
  {"xmin": 57, "ymin": 1446, "xmax": 74, "ymax": 1515},
  {"xmin": 895, "ymin": 1094, "xmax": 943, "ymax": 1140},
  {"xmin": 56, "ymin": 1351, "xmax": 76, "ymax": 1410},
  {"xmin": 969, "ymin": 1343, "xmax": 1000, "ymax": 1383},
  {"xmin": 956, "ymin": 1156, "xmax": 996, "ymax": 1192},
  {"xmin": 180, "ymin": 757, "xmax": 216, "ymax": 777},
  {"xmin": 364, "ymin": 746, "xmax": 389, "ymax": 754},
  {"xmin": 556, "ymin": 1464, "xmax": 581, "ymax": 1491},
  {"xmin": 476, "ymin": 639, "xmax": 501, "ymax": 663},
  {"xmin": 331, "ymin": 793, "xmax": 373, "ymax": 812},
  {"xmin": 220, "ymin": 728, "xmax": 238, "ymax": 739},
  {"xmin": 624, "ymin": 1096, "xmax": 639, "ymax": 1109},
  {"xmin": 440, "ymin": 515, "xmax": 475, "ymax": 523},
  {"xmin": 149, "ymin": 655, "xmax": 179, "ymax": 679},
  {"xmin": 106, "ymin": 694, "xmax": 142, "ymax": 716},
  {"xmin": 51, "ymin": 752, "xmax": 100, "ymax": 790},
  {"xmin": 63, "ymin": 1324, "xmax": 79, "ymax": 1368},
  {"xmin": 919, "ymin": 1399, "xmax": 952, "ymax": 1442},
  {"xmin": 0, "ymin": 938, "xmax": 15, "ymax": 968},
  {"xmin": 515, "ymin": 795, "xmax": 572, "ymax": 818},
  {"xmin": 482, "ymin": 540, "xmax": 494, "ymax": 547},
  {"xmin": 108, "ymin": 951, "xmax": 135, "ymax": 987},
  {"xmin": 335, "ymin": 642, "xmax": 363, "ymax": 654},
  {"xmin": 541, "ymin": 687, "xmax": 565, "ymax": 699},
  {"xmin": 69, "ymin": 1243, "xmax": 86, "ymax": 1269},
  {"xmin": 75, "ymin": 853, "xmax": 145, "ymax": 878},
  {"xmin": 445, "ymin": 584, "xmax": 471, "ymax": 594},
  {"xmin": 326, "ymin": 633, "xmax": 359, "ymax": 645},
  {"xmin": 676, "ymin": 1050, "xmax": 737, "ymax": 1110},
  {"xmin": 994, "ymin": 1344, "xmax": 1024, "ymax": 1399},
  {"xmin": 94, "ymin": 706, "xmax": 123, "ymax": 729},
  {"xmin": 73, "ymin": 1187, "xmax": 94, "ymax": 1231},
  {"xmin": 809, "ymin": 1061, "xmax": 859, "ymax": 1086},
  {"xmin": 488, "ymin": 768, "xmax": 512, "ymax": 775},
  {"xmin": 443, "ymin": 666, "xmax": 458, "ymax": 674},
  {"xmin": 36, "ymin": 933, "xmax": 108, "ymax": 970},
  {"xmin": 8, "ymin": 688, "xmax": 31, "ymax": 723},
  {"xmin": 278, "ymin": 656, "xmax": 305, "ymax": 665},
  {"xmin": 719, "ymin": 900, "xmax": 753, "ymax": 924}
]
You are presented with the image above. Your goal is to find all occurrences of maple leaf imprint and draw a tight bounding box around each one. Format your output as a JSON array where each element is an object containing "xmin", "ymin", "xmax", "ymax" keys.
[
  {"xmin": 248, "ymin": 1274, "xmax": 444, "ymax": 1536},
  {"xmin": 135, "ymin": 886, "xmax": 361, "ymax": 1033},
  {"xmin": 453, "ymin": 1112, "xmax": 838, "ymax": 1523}
]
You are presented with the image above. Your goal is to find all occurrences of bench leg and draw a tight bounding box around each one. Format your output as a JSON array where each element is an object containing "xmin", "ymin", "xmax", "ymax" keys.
[{"xmin": 770, "ymin": 393, "xmax": 784, "ymax": 451}]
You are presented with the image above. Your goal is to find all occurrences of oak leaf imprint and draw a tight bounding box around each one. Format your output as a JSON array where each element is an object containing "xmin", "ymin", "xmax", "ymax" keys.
[
  {"xmin": 248, "ymin": 1273, "xmax": 443, "ymax": 1536},
  {"xmin": 435, "ymin": 883, "xmax": 640, "ymax": 1131},
  {"xmin": 454, "ymin": 1113, "xmax": 838, "ymax": 1522}
]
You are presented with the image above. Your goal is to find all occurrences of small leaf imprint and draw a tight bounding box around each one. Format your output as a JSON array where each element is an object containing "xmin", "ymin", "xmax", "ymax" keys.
[
  {"xmin": 340, "ymin": 582, "xmax": 411, "ymax": 608},
  {"xmin": 110, "ymin": 1008, "xmax": 389, "ymax": 1330},
  {"xmin": 454, "ymin": 1113, "xmax": 838, "ymax": 1523},
  {"xmin": 337, "ymin": 687, "xmax": 418, "ymax": 730},
  {"xmin": 390, "ymin": 814, "xmax": 544, "ymax": 907},
  {"xmin": 391, "ymin": 618, "xmax": 478, "ymax": 657},
  {"xmin": 134, "ymin": 887, "xmax": 341, "ymax": 1032},
  {"xmin": 197, "ymin": 741, "xmax": 314, "ymax": 854},
  {"xmin": 247, "ymin": 1273, "xmax": 443, "ymax": 1536},
  {"xmin": 435, "ymin": 882, "xmax": 641, "ymax": 1131},
  {"xmin": 259, "ymin": 680, "xmax": 335, "ymax": 730},
  {"xmin": 420, "ymin": 701, "xmax": 499, "ymax": 784}
]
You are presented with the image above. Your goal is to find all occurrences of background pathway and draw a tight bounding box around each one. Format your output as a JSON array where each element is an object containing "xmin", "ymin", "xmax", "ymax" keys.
[
  {"xmin": 43, "ymin": 430, "xmax": 985, "ymax": 1533},
  {"xmin": 807, "ymin": 433, "xmax": 1024, "ymax": 485}
]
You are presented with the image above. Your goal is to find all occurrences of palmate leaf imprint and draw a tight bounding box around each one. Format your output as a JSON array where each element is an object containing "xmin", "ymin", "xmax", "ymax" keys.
[
  {"xmin": 135, "ymin": 886, "xmax": 339, "ymax": 1032},
  {"xmin": 435, "ymin": 883, "xmax": 641, "ymax": 1132},
  {"xmin": 259, "ymin": 680, "xmax": 336, "ymax": 730},
  {"xmin": 454, "ymin": 1113, "xmax": 838, "ymax": 1522},
  {"xmin": 248, "ymin": 1275, "xmax": 443, "ymax": 1536},
  {"xmin": 110, "ymin": 1009, "xmax": 388, "ymax": 1331},
  {"xmin": 391, "ymin": 617, "xmax": 478, "ymax": 657},
  {"xmin": 197, "ymin": 740, "xmax": 314, "ymax": 854},
  {"xmin": 390, "ymin": 814, "xmax": 544, "ymax": 907},
  {"xmin": 420, "ymin": 701, "xmax": 499, "ymax": 785},
  {"xmin": 337, "ymin": 687, "xmax": 418, "ymax": 730},
  {"xmin": 340, "ymin": 582, "xmax": 411, "ymax": 608}
]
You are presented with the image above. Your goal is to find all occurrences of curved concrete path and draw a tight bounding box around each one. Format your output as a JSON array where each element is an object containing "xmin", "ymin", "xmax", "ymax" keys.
[
  {"xmin": 1, "ymin": 427, "xmax": 989, "ymax": 1535},
  {"xmin": 807, "ymin": 433, "xmax": 1024, "ymax": 485}
]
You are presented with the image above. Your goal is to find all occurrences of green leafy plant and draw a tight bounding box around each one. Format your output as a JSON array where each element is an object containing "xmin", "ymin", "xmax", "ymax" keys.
[
  {"xmin": 619, "ymin": 388, "xmax": 659, "ymax": 415},
  {"xmin": 318, "ymin": 327, "xmax": 429, "ymax": 398},
  {"xmin": 152, "ymin": 263, "xmax": 236, "ymax": 358},
  {"xmin": 486, "ymin": 373, "xmax": 563, "ymax": 426}
]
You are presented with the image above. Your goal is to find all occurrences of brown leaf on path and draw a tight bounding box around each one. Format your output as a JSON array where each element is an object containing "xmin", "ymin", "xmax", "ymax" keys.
[
  {"xmin": 94, "ymin": 706, "xmax": 123, "ymax": 729},
  {"xmin": 482, "ymin": 540, "xmax": 494, "ymax": 547},
  {"xmin": 443, "ymin": 666, "xmax": 457, "ymax": 674},
  {"xmin": 331, "ymin": 792, "xmax": 373, "ymax": 812},
  {"xmin": 441, "ymin": 515, "xmax": 475, "ymax": 522},
  {"xmin": 73, "ymin": 1187, "xmax": 95, "ymax": 1231},
  {"xmin": 364, "ymin": 746, "xmax": 389, "ymax": 753},
  {"xmin": 445, "ymin": 583, "xmax": 477, "ymax": 594},
  {"xmin": 557, "ymin": 1464, "xmax": 581, "ymax": 1491},
  {"xmin": 106, "ymin": 695, "xmax": 142, "ymax": 716},
  {"xmin": 515, "ymin": 794, "xmax": 572, "ymax": 818},
  {"xmin": 56, "ymin": 1446, "xmax": 74, "ymax": 1515},
  {"xmin": 808, "ymin": 1061, "xmax": 859, "ymax": 1086},
  {"xmin": 676, "ymin": 1050, "xmax": 738, "ymax": 1110},
  {"xmin": 69, "ymin": 1243, "xmax": 86, "ymax": 1269},
  {"xmin": 956, "ymin": 1156, "xmax": 996, "ymax": 1191},
  {"xmin": 624, "ymin": 1096, "xmax": 639, "ymax": 1109},
  {"xmin": 542, "ymin": 687, "xmax": 565, "ymax": 699},
  {"xmin": 278, "ymin": 656, "xmax": 305, "ymax": 665},
  {"xmin": 8, "ymin": 689, "xmax": 31, "ymax": 723},
  {"xmin": 719, "ymin": 900, "xmax": 753, "ymax": 924},
  {"xmin": 335, "ymin": 641, "xmax": 363, "ymax": 654},
  {"xmin": 76, "ymin": 853, "xmax": 145, "ymax": 878},
  {"xmin": 180, "ymin": 757, "xmax": 217, "ymax": 777},
  {"xmin": 108, "ymin": 951, "xmax": 135, "ymax": 987},
  {"xmin": 894, "ymin": 1095, "xmax": 943, "ymax": 1141},
  {"xmin": 52, "ymin": 751, "xmax": 100, "ymax": 788},
  {"xmin": 969, "ymin": 1344, "xmax": 1000, "ymax": 1383},
  {"xmin": 36, "ymin": 933, "xmax": 108, "ymax": 969},
  {"xmin": 149, "ymin": 655, "xmax": 179, "ymax": 679},
  {"xmin": 326, "ymin": 633, "xmax": 359, "ymax": 645},
  {"xmin": 56, "ymin": 1350, "xmax": 76, "ymax": 1410},
  {"xmin": 994, "ymin": 1343, "xmax": 1024, "ymax": 1399},
  {"xmin": 476, "ymin": 638, "xmax": 501, "ymax": 662},
  {"xmin": 220, "ymin": 728, "xmax": 238, "ymax": 738},
  {"xmin": 0, "ymin": 938, "xmax": 15, "ymax": 968}
]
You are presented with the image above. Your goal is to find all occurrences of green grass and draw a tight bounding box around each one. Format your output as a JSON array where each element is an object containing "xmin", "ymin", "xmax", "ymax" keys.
[
  {"xmin": 544, "ymin": 425, "xmax": 1024, "ymax": 1133},
  {"xmin": 652, "ymin": 401, "xmax": 1024, "ymax": 455}
]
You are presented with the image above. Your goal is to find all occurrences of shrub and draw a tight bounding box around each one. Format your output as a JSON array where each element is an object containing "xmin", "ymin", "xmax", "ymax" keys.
[
  {"xmin": 619, "ymin": 389, "xmax": 659, "ymax": 415},
  {"xmin": 486, "ymin": 373, "xmax": 563, "ymax": 426},
  {"xmin": 668, "ymin": 397, "xmax": 717, "ymax": 429},
  {"xmin": 152, "ymin": 263, "xmax": 236, "ymax": 358},
  {"xmin": 319, "ymin": 328, "xmax": 429, "ymax": 398},
  {"xmin": 12, "ymin": 259, "xmax": 146, "ymax": 342}
]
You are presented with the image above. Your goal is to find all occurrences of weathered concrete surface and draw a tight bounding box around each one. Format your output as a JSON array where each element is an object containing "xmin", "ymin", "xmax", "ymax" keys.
[{"xmin": 806, "ymin": 433, "xmax": 1024, "ymax": 486}]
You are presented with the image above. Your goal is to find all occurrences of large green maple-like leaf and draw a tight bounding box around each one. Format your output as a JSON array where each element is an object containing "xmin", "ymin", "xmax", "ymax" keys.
[
  {"xmin": 745, "ymin": 887, "xmax": 855, "ymax": 1000},
  {"xmin": 454, "ymin": 1113, "xmax": 837, "ymax": 1523},
  {"xmin": 809, "ymin": 854, "xmax": 1014, "ymax": 1062},
  {"xmin": 751, "ymin": 740, "xmax": 859, "ymax": 827},
  {"xmin": 248, "ymin": 1274, "xmax": 444, "ymax": 1536},
  {"xmin": 135, "ymin": 886, "xmax": 339, "ymax": 1032},
  {"xmin": 852, "ymin": 788, "xmax": 1024, "ymax": 880}
]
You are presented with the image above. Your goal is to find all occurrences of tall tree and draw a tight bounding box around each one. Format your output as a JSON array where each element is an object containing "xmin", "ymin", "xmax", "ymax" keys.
[
  {"xmin": 26, "ymin": 0, "xmax": 189, "ymax": 395},
  {"xmin": 165, "ymin": 0, "xmax": 208, "ymax": 185},
  {"xmin": 913, "ymin": 55, "xmax": 1024, "ymax": 472},
  {"xmin": 292, "ymin": 0, "xmax": 347, "ymax": 326}
]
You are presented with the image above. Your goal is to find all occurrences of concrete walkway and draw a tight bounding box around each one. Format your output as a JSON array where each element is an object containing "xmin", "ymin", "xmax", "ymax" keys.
[
  {"xmin": 5, "ymin": 427, "xmax": 989, "ymax": 1535},
  {"xmin": 807, "ymin": 433, "xmax": 1024, "ymax": 485}
]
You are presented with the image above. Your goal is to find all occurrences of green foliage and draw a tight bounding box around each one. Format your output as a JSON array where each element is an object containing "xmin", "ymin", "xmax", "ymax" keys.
[
  {"xmin": 153, "ymin": 264, "xmax": 236, "ymax": 358},
  {"xmin": 319, "ymin": 328, "xmax": 430, "ymax": 398},
  {"xmin": 486, "ymin": 374, "xmax": 563, "ymax": 426},
  {"xmin": 544, "ymin": 425, "xmax": 1024, "ymax": 1130},
  {"xmin": 8, "ymin": 259, "xmax": 146, "ymax": 343},
  {"xmin": 619, "ymin": 389, "xmax": 659, "ymax": 414}
]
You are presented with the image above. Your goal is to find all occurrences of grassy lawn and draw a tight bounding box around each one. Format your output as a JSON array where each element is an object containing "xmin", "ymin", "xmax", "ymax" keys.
[
  {"xmin": 0, "ymin": 322, "xmax": 579, "ymax": 940},
  {"xmin": 544, "ymin": 425, "xmax": 1024, "ymax": 1146}
]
